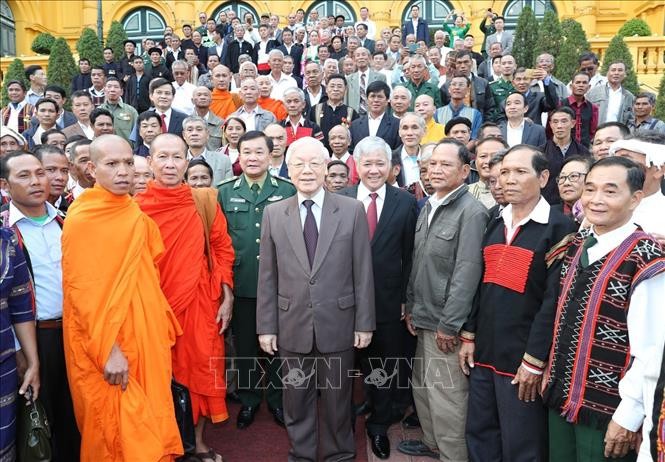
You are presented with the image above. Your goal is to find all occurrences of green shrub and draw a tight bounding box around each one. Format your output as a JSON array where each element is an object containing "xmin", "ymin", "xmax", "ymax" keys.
[
  {"xmin": 76, "ymin": 28, "xmax": 104, "ymax": 67},
  {"xmin": 47, "ymin": 38, "xmax": 77, "ymax": 105},
  {"xmin": 617, "ymin": 18, "xmax": 652, "ymax": 37},
  {"xmin": 512, "ymin": 6, "xmax": 539, "ymax": 67},
  {"xmin": 654, "ymin": 73, "xmax": 665, "ymax": 120},
  {"xmin": 601, "ymin": 35, "xmax": 640, "ymax": 95},
  {"xmin": 555, "ymin": 19, "xmax": 591, "ymax": 83},
  {"xmin": 31, "ymin": 33, "xmax": 56, "ymax": 54},
  {"xmin": 106, "ymin": 21, "xmax": 129, "ymax": 61},
  {"xmin": 1, "ymin": 58, "xmax": 27, "ymax": 106}
]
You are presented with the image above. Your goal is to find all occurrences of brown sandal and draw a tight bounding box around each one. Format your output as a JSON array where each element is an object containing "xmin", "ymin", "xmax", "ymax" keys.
[{"xmin": 195, "ymin": 448, "xmax": 223, "ymax": 462}]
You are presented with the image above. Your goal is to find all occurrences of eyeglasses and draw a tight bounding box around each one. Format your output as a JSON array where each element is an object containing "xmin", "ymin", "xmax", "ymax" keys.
[
  {"xmin": 556, "ymin": 172, "xmax": 586, "ymax": 184},
  {"xmin": 289, "ymin": 161, "xmax": 326, "ymax": 171}
]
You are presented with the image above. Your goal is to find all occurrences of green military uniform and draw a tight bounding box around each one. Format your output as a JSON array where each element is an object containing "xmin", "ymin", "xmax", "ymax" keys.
[
  {"xmin": 404, "ymin": 79, "xmax": 443, "ymax": 111},
  {"xmin": 99, "ymin": 100, "xmax": 138, "ymax": 144},
  {"xmin": 218, "ymin": 173, "xmax": 296, "ymax": 410},
  {"xmin": 488, "ymin": 78, "xmax": 515, "ymax": 122}
]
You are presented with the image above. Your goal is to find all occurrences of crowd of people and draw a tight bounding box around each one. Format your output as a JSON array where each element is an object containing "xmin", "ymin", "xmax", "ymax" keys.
[{"xmin": 1, "ymin": 4, "xmax": 665, "ymax": 462}]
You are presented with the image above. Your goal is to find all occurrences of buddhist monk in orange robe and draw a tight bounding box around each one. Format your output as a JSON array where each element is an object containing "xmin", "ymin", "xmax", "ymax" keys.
[
  {"xmin": 210, "ymin": 65, "xmax": 241, "ymax": 120},
  {"xmin": 257, "ymin": 75, "xmax": 288, "ymax": 121},
  {"xmin": 62, "ymin": 135, "xmax": 182, "ymax": 462},
  {"xmin": 136, "ymin": 133, "xmax": 235, "ymax": 462}
]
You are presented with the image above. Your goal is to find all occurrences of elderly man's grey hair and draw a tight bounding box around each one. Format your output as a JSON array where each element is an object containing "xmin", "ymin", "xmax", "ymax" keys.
[
  {"xmin": 420, "ymin": 142, "xmax": 437, "ymax": 164},
  {"xmin": 401, "ymin": 111, "xmax": 426, "ymax": 130},
  {"xmin": 182, "ymin": 115, "xmax": 209, "ymax": 132},
  {"xmin": 392, "ymin": 85, "xmax": 413, "ymax": 102},
  {"xmin": 283, "ymin": 86, "xmax": 305, "ymax": 101},
  {"xmin": 285, "ymin": 136, "xmax": 329, "ymax": 164},
  {"xmin": 353, "ymin": 136, "xmax": 392, "ymax": 163},
  {"xmin": 268, "ymin": 49, "xmax": 285, "ymax": 59}
]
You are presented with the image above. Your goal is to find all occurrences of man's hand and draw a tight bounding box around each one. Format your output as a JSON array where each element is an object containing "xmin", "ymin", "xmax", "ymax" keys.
[
  {"xmin": 400, "ymin": 303, "xmax": 406, "ymax": 321},
  {"xmin": 216, "ymin": 284, "xmax": 234, "ymax": 334},
  {"xmin": 435, "ymin": 330, "xmax": 458, "ymax": 353},
  {"xmin": 15, "ymin": 349, "xmax": 28, "ymax": 381},
  {"xmin": 458, "ymin": 341, "xmax": 475, "ymax": 375},
  {"xmin": 532, "ymin": 68, "xmax": 548, "ymax": 81},
  {"xmin": 259, "ymin": 334, "xmax": 278, "ymax": 355},
  {"xmin": 104, "ymin": 344, "xmax": 129, "ymax": 391},
  {"xmin": 604, "ymin": 419, "xmax": 637, "ymax": 458},
  {"xmin": 510, "ymin": 365, "xmax": 542, "ymax": 402},
  {"xmin": 354, "ymin": 331, "xmax": 373, "ymax": 349},
  {"xmin": 18, "ymin": 362, "xmax": 40, "ymax": 404},
  {"xmin": 404, "ymin": 313, "xmax": 417, "ymax": 336}
]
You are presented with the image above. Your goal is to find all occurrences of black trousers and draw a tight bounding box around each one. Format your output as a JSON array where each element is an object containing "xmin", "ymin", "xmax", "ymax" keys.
[
  {"xmin": 231, "ymin": 297, "xmax": 282, "ymax": 409},
  {"xmin": 36, "ymin": 326, "xmax": 80, "ymax": 462}
]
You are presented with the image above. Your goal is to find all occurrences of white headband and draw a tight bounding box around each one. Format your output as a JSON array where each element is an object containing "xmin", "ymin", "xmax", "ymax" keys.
[{"xmin": 609, "ymin": 138, "xmax": 665, "ymax": 169}]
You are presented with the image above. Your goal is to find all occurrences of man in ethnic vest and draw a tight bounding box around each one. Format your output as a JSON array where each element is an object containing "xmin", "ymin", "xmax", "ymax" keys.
[
  {"xmin": 1, "ymin": 80, "xmax": 33, "ymax": 134},
  {"xmin": 543, "ymin": 156, "xmax": 665, "ymax": 462}
]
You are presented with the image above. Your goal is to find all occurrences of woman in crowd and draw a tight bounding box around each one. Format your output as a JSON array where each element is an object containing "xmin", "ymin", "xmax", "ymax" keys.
[
  {"xmin": 186, "ymin": 157, "xmax": 214, "ymax": 188},
  {"xmin": 220, "ymin": 116, "xmax": 246, "ymax": 176},
  {"xmin": 330, "ymin": 35, "xmax": 347, "ymax": 60},
  {"xmin": 555, "ymin": 155, "xmax": 593, "ymax": 223}
]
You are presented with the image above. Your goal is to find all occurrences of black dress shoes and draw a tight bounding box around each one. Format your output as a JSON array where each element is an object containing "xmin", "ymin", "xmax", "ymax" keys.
[
  {"xmin": 402, "ymin": 411, "xmax": 420, "ymax": 429},
  {"xmin": 369, "ymin": 434, "xmax": 390, "ymax": 459},
  {"xmin": 236, "ymin": 405, "xmax": 258, "ymax": 429},
  {"xmin": 269, "ymin": 406, "xmax": 286, "ymax": 428}
]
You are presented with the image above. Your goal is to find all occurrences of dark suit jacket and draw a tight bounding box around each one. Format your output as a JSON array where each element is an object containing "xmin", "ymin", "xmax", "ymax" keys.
[
  {"xmin": 440, "ymin": 74, "xmax": 495, "ymax": 120},
  {"xmin": 359, "ymin": 39, "xmax": 375, "ymax": 53},
  {"xmin": 124, "ymin": 74, "xmax": 151, "ymax": 113},
  {"xmin": 225, "ymin": 41, "xmax": 254, "ymax": 74},
  {"xmin": 208, "ymin": 41, "xmax": 229, "ymax": 65},
  {"xmin": 166, "ymin": 109, "xmax": 187, "ymax": 137},
  {"xmin": 165, "ymin": 49, "xmax": 185, "ymax": 70},
  {"xmin": 339, "ymin": 184, "xmax": 417, "ymax": 323},
  {"xmin": 402, "ymin": 18, "xmax": 429, "ymax": 44},
  {"xmin": 28, "ymin": 111, "xmax": 76, "ymax": 133},
  {"xmin": 500, "ymin": 119, "xmax": 547, "ymax": 147},
  {"xmin": 191, "ymin": 44, "xmax": 209, "ymax": 71},
  {"xmin": 349, "ymin": 114, "xmax": 402, "ymax": 152},
  {"xmin": 252, "ymin": 40, "xmax": 280, "ymax": 65},
  {"xmin": 277, "ymin": 44, "xmax": 304, "ymax": 77},
  {"xmin": 256, "ymin": 191, "xmax": 375, "ymax": 354}
]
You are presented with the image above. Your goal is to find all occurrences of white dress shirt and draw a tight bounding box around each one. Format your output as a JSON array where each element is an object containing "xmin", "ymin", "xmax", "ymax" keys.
[
  {"xmin": 8, "ymin": 202, "xmax": 63, "ymax": 320},
  {"xmin": 367, "ymin": 111, "xmax": 385, "ymax": 137},
  {"xmin": 506, "ymin": 119, "xmax": 525, "ymax": 147},
  {"xmin": 427, "ymin": 184, "xmax": 464, "ymax": 226},
  {"xmin": 298, "ymin": 187, "xmax": 325, "ymax": 230},
  {"xmin": 357, "ymin": 182, "xmax": 385, "ymax": 220},
  {"xmin": 632, "ymin": 191, "xmax": 665, "ymax": 235},
  {"xmin": 269, "ymin": 72, "xmax": 298, "ymax": 102},
  {"xmin": 307, "ymin": 87, "xmax": 323, "ymax": 106},
  {"xmin": 172, "ymin": 81, "xmax": 196, "ymax": 115},
  {"xmin": 605, "ymin": 85, "xmax": 623, "ymax": 123},
  {"xmin": 400, "ymin": 146, "xmax": 421, "ymax": 186},
  {"xmin": 79, "ymin": 121, "xmax": 94, "ymax": 139},
  {"xmin": 235, "ymin": 105, "xmax": 258, "ymax": 131},
  {"xmin": 501, "ymin": 196, "xmax": 551, "ymax": 243}
]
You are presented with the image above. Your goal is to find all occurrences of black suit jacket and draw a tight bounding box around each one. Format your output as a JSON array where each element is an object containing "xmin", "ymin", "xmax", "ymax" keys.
[
  {"xmin": 339, "ymin": 184, "xmax": 417, "ymax": 323},
  {"xmin": 165, "ymin": 49, "xmax": 185, "ymax": 70},
  {"xmin": 359, "ymin": 39, "xmax": 375, "ymax": 53},
  {"xmin": 252, "ymin": 40, "xmax": 280, "ymax": 66},
  {"xmin": 277, "ymin": 44, "xmax": 304, "ymax": 77},
  {"xmin": 225, "ymin": 41, "xmax": 254, "ymax": 74},
  {"xmin": 167, "ymin": 109, "xmax": 187, "ymax": 137},
  {"xmin": 440, "ymin": 74, "xmax": 495, "ymax": 120},
  {"xmin": 349, "ymin": 114, "xmax": 402, "ymax": 152},
  {"xmin": 124, "ymin": 74, "xmax": 151, "ymax": 113}
]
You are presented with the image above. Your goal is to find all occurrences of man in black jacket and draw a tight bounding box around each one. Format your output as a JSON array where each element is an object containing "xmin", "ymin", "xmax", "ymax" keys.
[
  {"xmin": 124, "ymin": 56, "xmax": 151, "ymax": 113},
  {"xmin": 71, "ymin": 58, "xmax": 92, "ymax": 93},
  {"xmin": 225, "ymin": 25, "xmax": 253, "ymax": 74}
]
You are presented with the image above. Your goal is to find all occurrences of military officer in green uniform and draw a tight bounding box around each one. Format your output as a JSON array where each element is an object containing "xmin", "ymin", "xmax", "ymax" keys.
[
  {"xmin": 488, "ymin": 54, "xmax": 517, "ymax": 122},
  {"xmin": 218, "ymin": 130, "xmax": 296, "ymax": 430}
]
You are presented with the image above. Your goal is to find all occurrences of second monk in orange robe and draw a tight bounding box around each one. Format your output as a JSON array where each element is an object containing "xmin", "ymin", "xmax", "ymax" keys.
[{"xmin": 136, "ymin": 133, "xmax": 235, "ymax": 462}]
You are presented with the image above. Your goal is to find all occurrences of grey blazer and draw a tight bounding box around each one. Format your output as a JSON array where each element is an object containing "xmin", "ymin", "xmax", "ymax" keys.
[
  {"xmin": 205, "ymin": 111, "xmax": 224, "ymax": 151},
  {"xmin": 256, "ymin": 191, "xmax": 376, "ymax": 354},
  {"xmin": 344, "ymin": 70, "xmax": 387, "ymax": 113},
  {"xmin": 586, "ymin": 84, "xmax": 635, "ymax": 125},
  {"xmin": 484, "ymin": 31, "xmax": 514, "ymax": 55},
  {"xmin": 199, "ymin": 149, "xmax": 233, "ymax": 187}
]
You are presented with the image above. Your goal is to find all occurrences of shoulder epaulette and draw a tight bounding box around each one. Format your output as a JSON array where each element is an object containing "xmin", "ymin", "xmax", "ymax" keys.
[
  {"xmin": 274, "ymin": 175, "xmax": 293, "ymax": 184},
  {"xmin": 219, "ymin": 176, "xmax": 238, "ymax": 186}
]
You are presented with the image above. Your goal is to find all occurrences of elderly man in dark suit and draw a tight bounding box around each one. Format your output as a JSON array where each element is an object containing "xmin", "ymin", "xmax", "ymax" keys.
[
  {"xmin": 339, "ymin": 136, "xmax": 417, "ymax": 460},
  {"xmin": 257, "ymin": 136, "xmax": 376, "ymax": 462},
  {"xmin": 350, "ymin": 81, "xmax": 401, "ymax": 152}
]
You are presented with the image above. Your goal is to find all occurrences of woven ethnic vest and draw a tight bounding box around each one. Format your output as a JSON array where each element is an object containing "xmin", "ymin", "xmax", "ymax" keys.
[{"xmin": 544, "ymin": 229, "xmax": 665, "ymax": 428}]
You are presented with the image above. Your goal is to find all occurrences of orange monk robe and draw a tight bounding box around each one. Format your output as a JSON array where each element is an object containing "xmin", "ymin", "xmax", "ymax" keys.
[
  {"xmin": 210, "ymin": 88, "xmax": 242, "ymax": 120},
  {"xmin": 61, "ymin": 185, "xmax": 183, "ymax": 462},
  {"xmin": 136, "ymin": 183, "xmax": 234, "ymax": 424},
  {"xmin": 258, "ymin": 96, "xmax": 287, "ymax": 121}
]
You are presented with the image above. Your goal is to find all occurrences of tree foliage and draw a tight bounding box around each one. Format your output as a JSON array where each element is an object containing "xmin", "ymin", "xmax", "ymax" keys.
[
  {"xmin": 76, "ymin": 28, "xmax": 104, "ymax": 67},
  {"xmin": 654, "ymin": 73, "xmax": 665, "ymax": 120},
  {"xmin": 106, "ymin": 21, "xmax": 129, "ymax": 61},
  {"xmin": 617, "ymin": 18, "xmax": 652, "ymax": 37},
  {"xmin": 31, "ymin": 33, "xmax": 56, "ymax": 54},
  {"xmin": 554, "ymin": 19, "xmax": 590, "ymax": 83},
  {"xmin": 512, "ymin": 6, "xmax": 539, "ymax": 68},
  {"xmin": 1, "ymin": 58, "xmax": 27, "ymax": 107},
  {"xmin": 535, "ymin": 10, "xmax": 563, "ymax": 59},
  {"xmin": 601, "ymin": 35, "xmax": 640, "ymax": 96},
  {"xmin": 47, "ymin": 38, "xmax": 77, "ymax": 101}
]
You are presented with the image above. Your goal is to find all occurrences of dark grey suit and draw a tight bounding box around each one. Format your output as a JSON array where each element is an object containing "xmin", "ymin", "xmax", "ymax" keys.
[
  {"xmin": 349, "ymin": 113, "xmax": 401, "ymax": 152},
  {"xmin": 257, "ymin": 190, "xmax": 375, "ymax": 461},
  {"xmin": 500, "ymin": 119, "xmax": 547, "ymax": 147}
]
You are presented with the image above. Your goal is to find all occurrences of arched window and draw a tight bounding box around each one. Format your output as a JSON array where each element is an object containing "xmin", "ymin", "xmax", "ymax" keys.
[
  {"xmin": 402, "ymin": 0, "xmax": 454, "ymax": 32},
  {"xmin": 0, "ymin": 0, "xmax": 16, "ymax": 57},
  {"xmin": 122, "ymin": 7, "xmax": 167, "ymax": 54},
  {"xmin": 306, "ymin": 1, "xmax": 356, "ymax": 26},
  {"xmin": 212, "ymin": 2, "xmax": 259, "ymax": 26},
  {"xmin": 503, "ymin": 0, "xmax": 556, "ymax": 30}
]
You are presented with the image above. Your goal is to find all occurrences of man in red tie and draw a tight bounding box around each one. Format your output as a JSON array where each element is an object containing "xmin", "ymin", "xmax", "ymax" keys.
[{"xmin": 338, "ymin": 136, "xmax": 418, "ymax": 459}]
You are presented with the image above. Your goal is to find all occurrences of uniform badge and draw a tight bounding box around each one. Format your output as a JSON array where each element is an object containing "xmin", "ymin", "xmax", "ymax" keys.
[
  {"xmin": 230, "ymin": 197, "xmax": 246, "ymax": 203},
  {"xmin": 267, "ymin": 196, "xmax": 283, "ymax": 202}
]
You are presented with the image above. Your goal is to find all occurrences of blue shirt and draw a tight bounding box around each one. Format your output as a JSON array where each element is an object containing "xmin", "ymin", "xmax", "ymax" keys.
[{"xmin": 9, "ymin": 202, "xmax": 63, "ymax": 320}]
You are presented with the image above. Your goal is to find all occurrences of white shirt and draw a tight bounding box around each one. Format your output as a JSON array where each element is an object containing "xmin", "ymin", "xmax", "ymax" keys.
[
  {"xmin": 427, "ymin": 184, "xmax": 464, "ymax": 226},
  {"xmin": 154, "ymin": 108, "xmax": 173, "ymax": 131},
  {"xmin": 307, "ymin": 87, "xmax": 323, "ymax": 106},
  {"xmin": 367, "ymin": 111, "xmax": 385, "ymax": 137},
  {"xmin": 400, "ymin": 146, "xmax": 421, "ymax": 186},
  {"xmin": 298, "ymin": 187, "xmax": 325, "ymax": 230},
  {"xmin": 411, "ymin": 18, "xmax": 419, "ymax": 33},
  {"xmin": 336, "ymin": 152, "xmax": 351, "ymax": 163},
  {"xmin": 605, "ymin": 84, "xmax": 623, "ymax": 123},
  {"xmin": 172, "ymin": 81, "xmax": 196, "ymax": 115},
  {"xmin": 501, "ymin": 196, "xmax": 551, "ymax": 243},
  {"xmin": 257, "ymin": 40, "xmax": 271, "ymax": 65},
  {"xmin": 357, "ymin": 20, "xmax": 376, "ymax": 39},
  {"xmin": 506, "ymin": 119, "xmax": 525, "ymax": 147},
  {"xmin": 72, "ymin": 182, "xmax": 86, "ymax": 199},
  {"xmin": 357, "ymin": 182, "xmax": 385, "ymax": 220},
  {"xmin": 8, "ymin": 202, "xmax": 63, "ymax": 320},
  {"xmin": 269, "ymin": 73, "xmax": 298, "ymax": 102},
  {"xmin": 632, "ymin": 191, "xmax": 665, "ymax": 235},
  {"xmin": 79, "ymin": 121, "xmax": 94, "ymax": 139},
  {"xmin": 235, "ymin": 105, "xmax": 258, "ymax": 131}
]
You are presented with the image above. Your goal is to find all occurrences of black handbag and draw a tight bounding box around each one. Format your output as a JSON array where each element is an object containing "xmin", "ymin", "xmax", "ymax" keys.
[
  {"xmin": 16, "ymin": 385, "xmax": 52, "ymax": 462},
  {"xmin": 171, "ymin": 378, "xmax": 196, "ymax": 454}
]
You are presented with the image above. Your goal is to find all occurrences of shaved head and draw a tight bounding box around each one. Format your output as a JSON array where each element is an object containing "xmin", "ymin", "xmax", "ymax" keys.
[{"xmin": 90, "ymin": 135, "xmax": 132, "ymax": 164}]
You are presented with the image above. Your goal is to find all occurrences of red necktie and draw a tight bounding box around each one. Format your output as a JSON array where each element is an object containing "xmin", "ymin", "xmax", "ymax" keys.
[
  {"xmin": 367, "ymin": 192, "xmax": 378, "ymax": 240},
  {"xmin": 160, "ymin": 113, "xmax": 167, "ymax": 133}
]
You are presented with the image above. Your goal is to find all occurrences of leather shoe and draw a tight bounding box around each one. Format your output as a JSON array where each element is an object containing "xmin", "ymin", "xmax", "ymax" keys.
[
  {"xmin": 236, "ymin": 406, "xmax": 258, "ymax": 429},
  {"xmin": 369, "ymin": 434, "xmax": 390, "ymax": 459},
  {"xmin": 269, "ymin": 406, "xmax": 285, "ymax": 428},
  {"xmin": 402, "ymin": 411, "xmax": 420, "ymax": 429}
]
